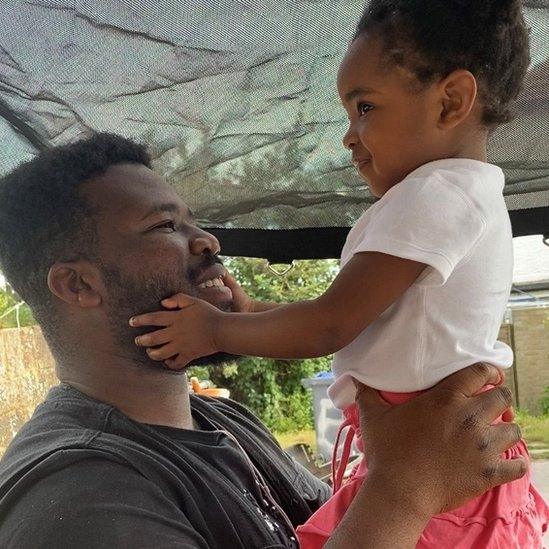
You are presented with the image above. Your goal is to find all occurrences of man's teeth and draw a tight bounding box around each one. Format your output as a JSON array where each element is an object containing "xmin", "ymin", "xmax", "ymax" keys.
[{"xmin": 198, "ymin": 277, "xmax": 225, "ymax": 289}]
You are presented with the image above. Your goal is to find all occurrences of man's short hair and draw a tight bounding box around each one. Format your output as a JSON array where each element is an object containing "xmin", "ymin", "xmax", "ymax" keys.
[{"xmin": 0, "ymin": 132, "xmax": 151, "ymax": 331}]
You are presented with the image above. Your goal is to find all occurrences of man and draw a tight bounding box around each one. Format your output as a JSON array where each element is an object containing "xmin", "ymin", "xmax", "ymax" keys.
[{"xmin": 0, "ymin": 133, "xmax": 525, "ymax": 548}]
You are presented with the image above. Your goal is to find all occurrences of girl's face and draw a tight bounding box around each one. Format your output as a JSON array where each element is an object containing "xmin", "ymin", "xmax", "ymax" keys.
[{"xmin": 337, "ymin": 35, "xmax": 448, "ymax": 198}]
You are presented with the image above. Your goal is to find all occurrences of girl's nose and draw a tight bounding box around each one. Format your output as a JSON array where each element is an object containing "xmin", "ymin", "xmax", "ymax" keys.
[{"xmin": 342, "ymin": 126, "xmax": 357, "ymax": 150}]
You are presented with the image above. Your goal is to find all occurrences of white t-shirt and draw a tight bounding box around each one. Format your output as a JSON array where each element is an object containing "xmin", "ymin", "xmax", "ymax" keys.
[{"xmin": 328, "ymin": 158, "xmax": 514, "ymax": 409}]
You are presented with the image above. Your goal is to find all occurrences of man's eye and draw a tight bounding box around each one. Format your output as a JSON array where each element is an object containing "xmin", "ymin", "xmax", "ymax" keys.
[
  {"xmin": 155, "ymin": 221, "xmax": 177, "ymax": 232},
  {"xmin": 358, "ymin": 103, "xmax": 374, "ymax": 116}
]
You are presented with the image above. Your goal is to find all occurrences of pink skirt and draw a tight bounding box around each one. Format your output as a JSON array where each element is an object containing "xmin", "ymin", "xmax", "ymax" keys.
[{"xmin": 297, "ymin": 392, "xmax": 549, "ymax": 549}]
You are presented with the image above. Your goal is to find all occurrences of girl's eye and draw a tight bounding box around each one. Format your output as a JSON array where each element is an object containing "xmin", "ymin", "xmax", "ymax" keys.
[
  {"xmin": 358, "ymin": 103, "xmax": 374, "ymax": 116},
  {"xmin": 155, "ymin": 220, "xmax": 177, "ymax": 232}
]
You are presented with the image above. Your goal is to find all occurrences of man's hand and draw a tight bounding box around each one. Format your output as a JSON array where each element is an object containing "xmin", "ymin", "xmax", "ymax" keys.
[
  {"xmin": 130, "ymin": 294, "xmax": 223, "ymax": 369},
  {"xmin": 357, "ymin": 363, "xmax": 525, "ymax": 517}
]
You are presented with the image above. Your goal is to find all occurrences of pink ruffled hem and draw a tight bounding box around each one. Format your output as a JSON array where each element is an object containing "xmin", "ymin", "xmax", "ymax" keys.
[
  {"xmin": 419, "ymin": 485, "xmax": 549, "ymax": 548},
  {"xmin": 297, "ymin": 481, "xmax": 548, "ymax": 549}
]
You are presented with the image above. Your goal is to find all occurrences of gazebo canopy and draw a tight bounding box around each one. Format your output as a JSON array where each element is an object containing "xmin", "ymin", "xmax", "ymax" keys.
[{"xmin": 1, "ymin": 0, "xmax": 548, "ymax": 262}]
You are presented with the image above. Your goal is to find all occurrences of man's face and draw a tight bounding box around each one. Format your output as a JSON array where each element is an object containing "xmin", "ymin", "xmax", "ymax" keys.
[{"xmin": 81, "ymin": 163, "xmax": 234, "ymax": 369}]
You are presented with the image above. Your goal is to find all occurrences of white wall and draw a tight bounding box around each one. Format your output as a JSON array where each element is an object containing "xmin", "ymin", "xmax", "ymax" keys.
[{"xmin": 513, "ymin": 235, "xmax": 549, "ymax": 286}]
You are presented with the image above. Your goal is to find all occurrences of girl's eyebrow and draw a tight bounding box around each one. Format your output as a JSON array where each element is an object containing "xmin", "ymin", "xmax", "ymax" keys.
[{"xmin": 345, "ymin": 87, "xmax": 378, "ymax": 101}]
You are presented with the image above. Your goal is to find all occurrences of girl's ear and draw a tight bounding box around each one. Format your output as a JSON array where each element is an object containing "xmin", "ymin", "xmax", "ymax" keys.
[
  {"xmin": 47, "ymin": 261, "xmax": 103, "ymax": 308},
  {"xmin": 437, "ymin": 70, "xmax": 478, "ymax": 129}
]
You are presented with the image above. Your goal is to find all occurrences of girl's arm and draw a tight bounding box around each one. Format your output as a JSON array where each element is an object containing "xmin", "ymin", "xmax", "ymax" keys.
[
  {"xmin": 131, "ymin": 252, "xmax": 425, "ymax": 365},
  {"xmin": 250, "ymin": 301, "xmax": 281, "ymax": 312},
  {"xmin": 213, "ymin": 252, "xmax": 425, "ymax": 358}
]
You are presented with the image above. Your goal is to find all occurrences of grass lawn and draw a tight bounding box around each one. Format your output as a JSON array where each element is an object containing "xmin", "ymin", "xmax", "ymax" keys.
[
  {"xmin": 274, "ymin": 430, "xmax": 316, "ymax": 452},
  {"xmin": 275, "ymin": 412, "xmax": 549, "ymax": 460},
  {"xmin": 517, "ymin": 411, "xmax": 549, "ymax": 459}
]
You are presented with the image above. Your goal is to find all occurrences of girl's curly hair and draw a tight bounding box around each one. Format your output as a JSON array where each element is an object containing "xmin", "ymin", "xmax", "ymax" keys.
[{"xmin": 355, "ymin": 0, "xmax": 531, "ymax": 126}]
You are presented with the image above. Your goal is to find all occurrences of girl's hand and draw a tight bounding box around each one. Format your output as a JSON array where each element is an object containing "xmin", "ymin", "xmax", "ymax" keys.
[
  {"xmin": 223, "ymin": 272, "xmax": 254, "ymax": 313},
  {"xmin": 130, "ymin": 294, "xmax": 223, "ymax": 370}
]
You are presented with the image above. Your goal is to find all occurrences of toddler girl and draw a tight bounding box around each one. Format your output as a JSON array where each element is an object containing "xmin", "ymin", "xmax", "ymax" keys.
[{"xmin": 131, "ymin": 0, "xmax": 549, "ymax": 546}]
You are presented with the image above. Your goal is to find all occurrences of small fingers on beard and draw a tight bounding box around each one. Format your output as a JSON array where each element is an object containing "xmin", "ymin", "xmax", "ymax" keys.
[
  {"xmin": 165, "ymin": 355, "xmax": 188, "ymax": 370},
  {"xmin": 146, "ymin": 343, "xmax": 181, "ymax": 361},
  {"xmin": 135, "ymin": 328, "xmax": 173, "ymax": 347}
]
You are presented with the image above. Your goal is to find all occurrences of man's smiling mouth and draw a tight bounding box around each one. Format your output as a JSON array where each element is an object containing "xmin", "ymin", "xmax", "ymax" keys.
[
  {"xmin": 198, "ymin": 276, "xmax": 225, "ymax": 289},
  {"xmin": 195, "ymin": 272, "xmax": 233, "ymax": 305},
  {"xmin": 190, "ymin": 260, "xmax": 233, "ymax": 307}
]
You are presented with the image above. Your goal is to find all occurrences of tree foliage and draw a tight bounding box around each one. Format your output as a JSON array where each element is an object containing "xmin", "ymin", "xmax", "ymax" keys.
[{"xmin": 0, "ymin": 285, "xmax": 35, "ymax": 329}]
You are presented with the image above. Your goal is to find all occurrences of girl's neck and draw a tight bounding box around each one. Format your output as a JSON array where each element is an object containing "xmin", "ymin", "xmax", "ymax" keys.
[{"xmin": 449, "ymin": 128, "xmax": 488, "ymax": 163}]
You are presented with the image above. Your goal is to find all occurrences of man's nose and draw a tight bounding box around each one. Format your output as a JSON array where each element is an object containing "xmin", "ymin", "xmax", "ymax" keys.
[{"xmin": 189, "ymin": 229, "xmax": 221, "ymax": 256}]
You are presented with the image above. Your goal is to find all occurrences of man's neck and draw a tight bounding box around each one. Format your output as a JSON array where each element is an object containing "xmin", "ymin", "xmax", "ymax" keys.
[{"xmin": 58, "ymin": 352, "xmax": 195, "ymax": 430}]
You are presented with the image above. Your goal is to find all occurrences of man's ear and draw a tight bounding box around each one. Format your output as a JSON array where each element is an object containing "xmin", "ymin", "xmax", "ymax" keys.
[
  {"xmin": 47, "ymin": 261, "xmax": 103, "ymax": 308},
  {"xmin": 437, "ymin": 69, "xmax": 478, "ymax": 129}
]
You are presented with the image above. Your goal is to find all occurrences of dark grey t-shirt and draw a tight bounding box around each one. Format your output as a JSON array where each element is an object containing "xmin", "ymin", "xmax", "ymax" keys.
[{"xmin": 0, "ymin": 384, "xmax": 329, "ymax": 548}]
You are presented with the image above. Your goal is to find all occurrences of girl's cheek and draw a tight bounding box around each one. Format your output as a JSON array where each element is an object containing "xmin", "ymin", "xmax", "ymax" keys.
[{"xmin": 358, "ymin": 121, "xmax": 376, "ymax": 145}]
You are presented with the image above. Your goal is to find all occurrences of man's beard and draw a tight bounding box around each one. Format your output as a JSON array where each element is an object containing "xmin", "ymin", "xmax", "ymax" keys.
[{"xmin": 100, "ymin": 255, "xmax": 237, "ymax": 373}]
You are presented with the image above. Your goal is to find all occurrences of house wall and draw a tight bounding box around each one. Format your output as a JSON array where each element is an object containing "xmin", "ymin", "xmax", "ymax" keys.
[{"xmin": 509, "ymin": 305, "xmax": 549, "ymax": 414}]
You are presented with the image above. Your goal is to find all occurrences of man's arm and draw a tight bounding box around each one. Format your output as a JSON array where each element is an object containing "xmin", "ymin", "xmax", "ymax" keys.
[
  {"xmin": 327, "ymin": 476, "xmax": 432, "ymax": 549},
  {"xmin": 326, "ymin": 364, "xmax": 526, "ymax": 549}
]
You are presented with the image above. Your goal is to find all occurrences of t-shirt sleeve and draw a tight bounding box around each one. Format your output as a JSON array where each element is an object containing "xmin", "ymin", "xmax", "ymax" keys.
[
  {"xmin": 1, "ymin": 458, "xmax": 209, "ymax": 549},
  {"xmin": 354, "ymin": 177, "xmax": 486, "ymax": 286}
]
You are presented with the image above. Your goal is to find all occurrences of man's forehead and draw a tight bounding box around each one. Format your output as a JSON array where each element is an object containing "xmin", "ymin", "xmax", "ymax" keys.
[{"xmin": 82, "ymin": 163, "xmax": 188, "ymax": 219}]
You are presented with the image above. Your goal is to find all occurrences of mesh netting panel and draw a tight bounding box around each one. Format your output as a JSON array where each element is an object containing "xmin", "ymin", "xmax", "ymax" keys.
[{"xmin": 0, "ymin": 0, "xmax": 548, "ymax": 259}]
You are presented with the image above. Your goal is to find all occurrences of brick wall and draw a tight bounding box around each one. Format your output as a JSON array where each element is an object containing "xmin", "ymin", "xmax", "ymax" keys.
[
  {"xmin": 0, "ymin": 326, "xmax": 56, "ymax": 454},
  {"xmin": 509, "ymin": 305, "xmax": 549, "ymax": 414},
  {"xmin": 498, "ymin": 322, "xmax": 518, "ymax": 404}
]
